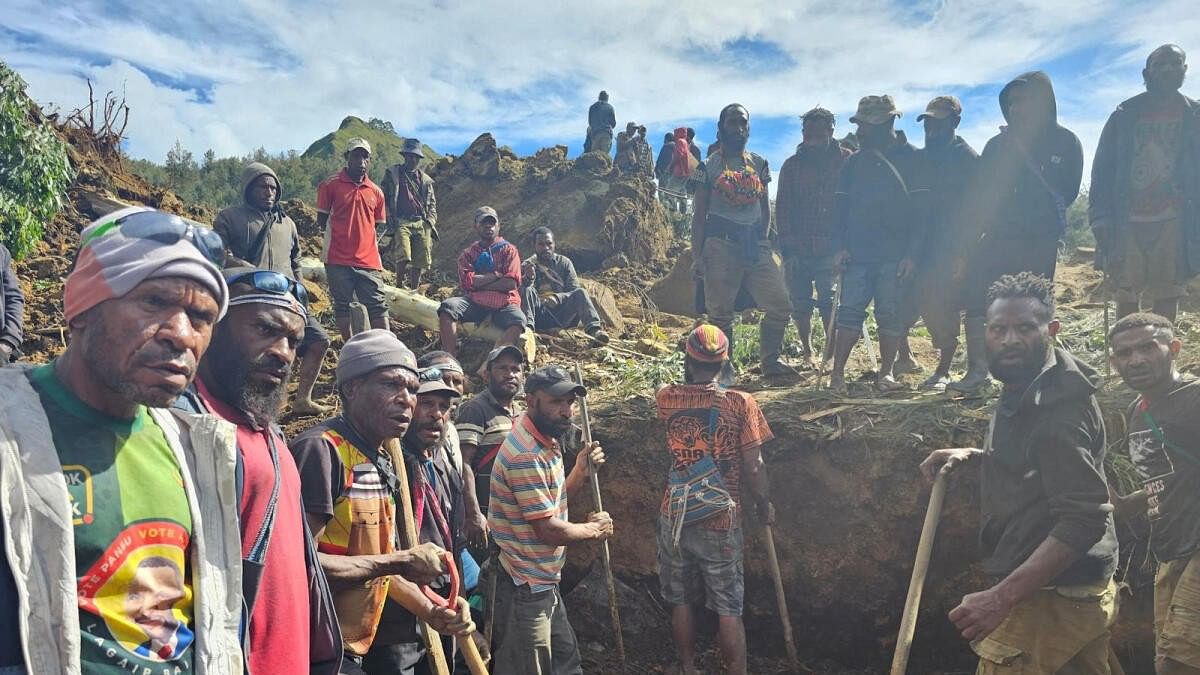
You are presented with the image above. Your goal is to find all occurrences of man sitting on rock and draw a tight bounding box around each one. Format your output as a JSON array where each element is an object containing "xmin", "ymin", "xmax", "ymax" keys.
[
  {"xmin": 437, "ymin": 206, "xmax": 526, "ymax": 358},
  {"xmin": 520, "ymin": 227, "xmax": 610, "ymax": 344}
]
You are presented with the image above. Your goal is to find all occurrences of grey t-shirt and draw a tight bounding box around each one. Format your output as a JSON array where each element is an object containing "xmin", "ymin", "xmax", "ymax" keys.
[{"xmin": 696, "ymin": 149, "xmax": 771, "ymax": 228}]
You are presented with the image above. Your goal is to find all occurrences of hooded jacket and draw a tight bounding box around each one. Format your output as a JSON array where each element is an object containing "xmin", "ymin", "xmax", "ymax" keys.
[
  {"xmin": 964, "ymin": 72, "xmax": 1084, "ymax": 252},
  {"xmin": 1089, "ymin": 91, "xmax": 1200, "ymax": 273},
  {"xmin": 213, "ymin": 163, "xmax": 303, "ymax": 279},
  {"xmin": 980, "ymin": 348, "xmax": 1118, "ymax": 586}
]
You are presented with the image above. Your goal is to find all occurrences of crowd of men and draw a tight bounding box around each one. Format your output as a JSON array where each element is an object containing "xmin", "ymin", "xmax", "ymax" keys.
[{"xmin": 0, "ymin": 42, "xmax": 1196, "ymax": 675}]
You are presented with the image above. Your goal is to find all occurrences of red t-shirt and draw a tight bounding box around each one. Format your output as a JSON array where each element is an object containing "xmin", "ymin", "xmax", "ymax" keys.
[
  {"xmin": 317, "ymin": 169, "xmax": 387, "ymax": 269},
  {"xmin": 195, "ymin": 379, "xmax": 310, "ymax": 674}
]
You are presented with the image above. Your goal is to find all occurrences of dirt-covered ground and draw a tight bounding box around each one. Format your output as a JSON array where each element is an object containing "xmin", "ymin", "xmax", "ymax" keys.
[{"xmin": 21, "ymin": 118, "xmax": 1177, "ymax": 674}]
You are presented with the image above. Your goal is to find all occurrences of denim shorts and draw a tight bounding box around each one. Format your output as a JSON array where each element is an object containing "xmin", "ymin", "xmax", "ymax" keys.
[
  {"xmin": 657, "ymin": 516, "xmax": 745, "ymax": 616},
  {"xmin": 836, "ymin": 261, "xmax": 905, "ymax": 337}
]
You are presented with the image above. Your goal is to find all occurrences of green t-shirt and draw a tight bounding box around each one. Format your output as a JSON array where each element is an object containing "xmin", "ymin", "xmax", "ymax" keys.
[{"xmin": 29, "ymin": 364, "xmax": 195, "ymax": 674}]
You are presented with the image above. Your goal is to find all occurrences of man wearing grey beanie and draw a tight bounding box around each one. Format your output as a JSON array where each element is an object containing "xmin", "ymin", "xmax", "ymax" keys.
[
  {"xmin": 291, "ymin": 330, "xmax": 472, "ymax": 672},
  {"xmin": 0, "ymin": 206, "xmax": 243, "ymax": 673}
]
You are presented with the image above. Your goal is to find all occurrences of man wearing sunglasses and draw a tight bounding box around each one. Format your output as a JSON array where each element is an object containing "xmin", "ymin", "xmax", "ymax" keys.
[
  {"xmin": 175, "ymin": 267, "xmax": 341, "ymax": 674},
  {"xmin": 0, "ymin": 206, "xmax": 243, "ymax": 674},
  {"xmin": 216, "ymin": 161, "xmax": 331, "ymax": 415}
]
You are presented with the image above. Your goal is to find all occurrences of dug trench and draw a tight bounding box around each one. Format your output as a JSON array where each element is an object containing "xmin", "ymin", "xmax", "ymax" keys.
[{"xmin": 560, "ymin": 385, "xmax": 1158, "ymax": 674}]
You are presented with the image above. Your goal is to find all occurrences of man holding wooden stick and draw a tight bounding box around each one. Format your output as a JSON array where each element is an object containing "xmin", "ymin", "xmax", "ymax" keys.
[
  {"xmin": 488, "ymin": 365, "xmax": 610, "ymax": 675},
  {"xmin": 655, "ymin": 324, "xmax": 775, "ymax": 675}
]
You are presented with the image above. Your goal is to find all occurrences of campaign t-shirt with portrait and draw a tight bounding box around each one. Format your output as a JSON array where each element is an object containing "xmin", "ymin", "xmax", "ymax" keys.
[
  {"xmin": 29, "ymin": 364, "xmax": 195, "ymax": 674},
  {"xmin": 1125, "ymin": 376, "xmax": 1200, "ymax": 562}
]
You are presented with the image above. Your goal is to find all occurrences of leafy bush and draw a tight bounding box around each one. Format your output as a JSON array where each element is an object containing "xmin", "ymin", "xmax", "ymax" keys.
[{"xmin": 0, "ymin": 62, "xmax": 75, "ymax": 259}]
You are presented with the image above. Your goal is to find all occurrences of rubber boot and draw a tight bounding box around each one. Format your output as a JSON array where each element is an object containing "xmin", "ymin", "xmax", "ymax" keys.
[
  {"xmin": 760, "ymin": 320, "xmax": 798, "ymax": 376},
  {"xmin": 715, "ymin": 319, "xmax": 738, "ymax": 386},
  {"xmin": 948, "ymin": 316, "xmax": 991, "ymax": 394}
]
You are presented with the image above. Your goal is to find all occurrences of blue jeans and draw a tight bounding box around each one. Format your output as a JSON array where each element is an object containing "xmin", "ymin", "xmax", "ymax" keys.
[{"xmin": 837, "ymin": 261, "xmax": 905, "ymax": 337}]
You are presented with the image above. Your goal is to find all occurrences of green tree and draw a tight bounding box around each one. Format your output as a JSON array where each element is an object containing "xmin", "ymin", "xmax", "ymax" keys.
[
  {"xmin": 0, "ymin": 61, "xmax": 75, "ymax": 259},
  {"xmin": 164, "ymin": 139, "xmax": 198, "ymax": 190}
]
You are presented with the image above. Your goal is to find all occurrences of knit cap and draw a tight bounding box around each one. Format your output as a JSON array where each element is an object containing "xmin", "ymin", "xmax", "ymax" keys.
[
  {"xmin": 685, "ymin": 324, "xmax": 729, "ymax": 363},
  {"xmin": 335, "ymin": 329, "xmax": 417, "ymax": 387}
]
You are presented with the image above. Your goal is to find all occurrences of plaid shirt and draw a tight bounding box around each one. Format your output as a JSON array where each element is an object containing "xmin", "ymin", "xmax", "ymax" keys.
[
  {"xmin": 457, "ymin": 239, "xmax": 522, "ymax": 309},
  {"xmin": 775, "ymin": 142, "xmax": 851, "ymax": 257}
]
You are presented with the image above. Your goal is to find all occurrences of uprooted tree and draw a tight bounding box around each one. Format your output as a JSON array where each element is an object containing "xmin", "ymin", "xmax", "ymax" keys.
[{"xmin": 0, "ymin": 61, "xmax": 75, "ymax": 260}]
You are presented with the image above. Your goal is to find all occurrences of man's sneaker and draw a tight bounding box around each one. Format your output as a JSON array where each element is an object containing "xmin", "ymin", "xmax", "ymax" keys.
[
  {"xmin": 586, "ymin": 326, "xmax": 611, "ymax": 345},
  {"xmin": 876, "ymin": 374, "xmax": 906, "ymax": 392},
  {"xmin": 921, "ymin": 373, "xmax": 951, "ymax": 392}
]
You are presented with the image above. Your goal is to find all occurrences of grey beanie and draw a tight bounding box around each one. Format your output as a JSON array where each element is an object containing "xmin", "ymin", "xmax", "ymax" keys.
[{"xmin": 335, "ymin": 329, "xmax": 418, "ymax": 387}]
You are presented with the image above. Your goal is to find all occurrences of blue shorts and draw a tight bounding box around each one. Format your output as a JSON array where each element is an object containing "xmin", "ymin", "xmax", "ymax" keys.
[{"xmin": 836, "ymin": 261, "xmax": 906, "ymax": 337}]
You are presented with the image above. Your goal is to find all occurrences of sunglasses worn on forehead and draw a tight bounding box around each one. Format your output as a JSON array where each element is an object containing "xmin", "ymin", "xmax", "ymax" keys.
[
  {"xmin": 84, "ymin": 210, "xmax": 225, "ymax": 266},
  {"xmin": 419, "ymin": 367, "xmax": 444, "ymax": 383},
  {"xmin": 226, "ymin": 270, "xmax": 309, "ymax": 306}
]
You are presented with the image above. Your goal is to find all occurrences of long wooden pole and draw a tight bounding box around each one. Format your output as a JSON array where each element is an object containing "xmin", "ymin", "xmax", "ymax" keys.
[
  {"xmin": 574, "ymin": 363, "xmax": 626, "ymax": 668},
  {"xmin": 889, "ymin": 468, "xmax": 950, "ymax": 675},
  {"xmin": 386, "ymin": 440, "xmax": 488, "ymax": 675},
  {"xmin": 763, "ymin": 525, "xmax": 799, "ymax": 669}
]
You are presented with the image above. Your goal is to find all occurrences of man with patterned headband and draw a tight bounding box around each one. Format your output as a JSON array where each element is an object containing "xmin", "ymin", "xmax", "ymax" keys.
[
  {"xmin": 655, "ymin": 324, "xmax": 775, "ymax": 675},
  {"xmin": 174, "ymin": 266, "xmax": 341, "ymax": 674},
  {"xmin": 0, "ymin": 205, "xmax": 244, "ymax": 674},
  {"xmin": 691, "ymin": 103, "xmax": 796, "ymax": 378}
]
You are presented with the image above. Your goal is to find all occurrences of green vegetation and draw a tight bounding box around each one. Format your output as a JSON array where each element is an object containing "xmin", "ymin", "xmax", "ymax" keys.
[
  {"xmin": 128, "ymin": 116, "xmax": 440, "ymax": 215},
  {"xmin": 0, "ymin": 62, "xmax": 75, "ymax": 259}
]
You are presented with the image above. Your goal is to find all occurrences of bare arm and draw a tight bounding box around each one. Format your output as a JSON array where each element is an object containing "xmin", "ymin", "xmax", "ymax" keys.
[
  {"xmin": 528, "ymin": 513, "xmax": 610, "ymax": 546},
  {"xmin": 306, "ymin": 512, "xmax": 444, "ymax": 589},
  {"xmin": 316, "ymin": 212, "xmax": 329, "ymax": 229}
]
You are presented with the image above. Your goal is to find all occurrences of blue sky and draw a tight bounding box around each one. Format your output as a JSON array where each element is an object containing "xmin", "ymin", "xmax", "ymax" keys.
[{"xmin": 1, "ymin": 0, "xmax": 1196, "ymax": 190}]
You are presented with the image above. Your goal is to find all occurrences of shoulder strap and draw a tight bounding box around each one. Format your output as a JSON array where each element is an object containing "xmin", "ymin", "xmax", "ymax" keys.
[
  {"xmin": 245, "ymin": 213, "xmax": 277, "ymax": 265},
  {"xmin": 1139, "ymin": 405, "xmax": 1200, "ymax": 469},
  {"xmin": 870, "ymin": 148, "xmax": 909, "ymax": 194}
]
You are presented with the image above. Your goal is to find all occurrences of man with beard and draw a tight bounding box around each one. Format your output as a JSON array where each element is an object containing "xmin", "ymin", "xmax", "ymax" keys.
[
  {"xmin": 175, "ymin": 267, "xmax": 341, "ymax": 674},
  {"xmin": 1107, "ymin": 313, "xmax": 1200, "ymax": 674},
  {"xmin": 364, "ymin": 366, "xmax": 472, "ymax": 674},
  {"xmin": 216, "ymin": 162, "xmax": 330, "ymax": 415},
  {"xmin": 902, "ymin": 96, "xmax": 980, "ymax": 390},
  {"xmin": 951, "ymin": 72, "xmax": 1084, "ymax": 395},
  {"xmin": 1092, "ymin": 45, "xmax": 1200, "ymax": 323},
  {"xmin": 0, "ymin": 206, "xmax": 243, "ymax": 673},
  {"xmin": 455, "ymin": 345, "xmax": 525, "ymax": 546},
  {"xmin": 828, "ymin": 95, "xmax": 928, "ymax": 393},
  {"xmin": 290, "ymin": 330, "xmax": 469, "ymax": 674},
  {"xmin": 437, "ymin": 206, "xmax": 526, "ymax": 358},
  {"xmin": 488, "ymin": 365, "xmax": 610, "ymax": 675},
  {"xmin": 382, "ymin": 139, "xmax": 438, "ymax": 290},
  {"xmin": 520, "ymin": 227, "xmax": 609, "ymax": 343},
  {"xmin": 775, "ymin": 107, "xmax": 852, "ymax": 364},
  {"xmin": 692, "ymin": 103, "xmax": 795, "ymax": 378},
  {"xmin": 921, "ymin": 272, "xmax": 1120, "ymax": 673}
]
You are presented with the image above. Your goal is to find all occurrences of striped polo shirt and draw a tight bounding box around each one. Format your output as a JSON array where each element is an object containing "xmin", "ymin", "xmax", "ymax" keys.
[{"xmin": 488, "ymin": 414, "xmax": 568, "ymax": 591}]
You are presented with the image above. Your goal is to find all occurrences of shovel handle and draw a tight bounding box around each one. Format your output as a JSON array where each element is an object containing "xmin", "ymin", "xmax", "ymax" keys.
[{"xmin": 890, "ymin": 469, "xmax": 950, "ymax": 675}]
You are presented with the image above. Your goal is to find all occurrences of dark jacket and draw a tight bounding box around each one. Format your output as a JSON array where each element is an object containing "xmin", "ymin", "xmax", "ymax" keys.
[
  {"xmin": 775, "ymin": 141, "xmax": 852, "ymax": 258},
  {"xmin": 214, "ymin": 163, "xmax": 303, "ymax": 279},
  {"xmin": 0, "ymin": 244, "xmax": 24, "ymax": 357},
  {"xmin": 521, "ymin": 252, "xmax": 581, "ymax": 300},
  {"xmin": 964, "ymin": 72, "xmax": 1083, "ymax": 253},
  {"xmin": 588, "ymin": 100, "xmax": 616, "ymax": 133},
  {"xmin": 1089, "ymin": 91, "xmax": 1200, "ymax": 273},
  {"xmin": 981, "ymin": 348, "xmax": 1118, "ymax": 585},
  {"xmin": 831, "ymin": 130, "xmax": 928, "ymax": 264},
  {"xmin": 918, "ymin": 135, "xmax": 979, "ymax": 267},
  {"xmin": 656, "ymin": 140, "xmax": 674, "ymax": 181},
  {"xmin": 381, "ymin": 164, "xmax": 437, "ymax": 230}
]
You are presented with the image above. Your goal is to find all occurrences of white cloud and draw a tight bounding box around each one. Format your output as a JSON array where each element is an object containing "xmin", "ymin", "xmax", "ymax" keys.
[{"xmin": 2, "ymin": 0, "xmax": 1198, "ymax": 182}]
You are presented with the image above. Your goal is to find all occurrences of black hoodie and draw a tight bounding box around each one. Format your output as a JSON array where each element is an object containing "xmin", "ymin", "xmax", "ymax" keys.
[
  {"xmin": 963, "ymin": 72, "xmax": 1084, "ymax": 251},
  {"xmin": 980, "ymin": 348, "xmax": 1118, "ymax": 585}
]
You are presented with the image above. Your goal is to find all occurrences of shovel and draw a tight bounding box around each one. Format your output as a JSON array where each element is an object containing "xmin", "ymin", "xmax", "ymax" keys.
[{"xmin": 889, "ymin": 465, "xmax": 951, "ymax": 675}]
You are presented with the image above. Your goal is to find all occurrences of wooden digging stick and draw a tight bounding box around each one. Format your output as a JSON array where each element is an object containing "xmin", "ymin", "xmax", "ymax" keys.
[
  {"xmin": 386, "ymin": 440, "xmax": 488, "ymax": 675},
  {"xmin": 889, "ymin": 467, "xmax": 951, "ymax": 675},
  {"xmin": 574, "ymin": 363, "xmax": 626, "ymax": 667},
  {"xmin": 763, "ymin": 525, "xmax": 800, "ymax": 669},
  {"xmin": 822, "ymin": 270, "xmax": 844, "ymax": 366}
]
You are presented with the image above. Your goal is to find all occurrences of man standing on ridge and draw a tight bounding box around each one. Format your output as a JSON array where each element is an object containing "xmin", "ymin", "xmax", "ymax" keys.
[
  {"xmin": 1107, "ymin": 313, "xmax": 1200, "ymax": 674},
  {"xmin": 437, "ymin": 206, "xmax": 526, "ymax": 358},
  {"xmin": 317, "ymin": 137, "xmax": 390, "ymax": 341},
  {"xmin": 775, "ymin": 107, "xmax": 851, "ymax": 365},
  {"xmin": 1092, "ymin": 44, "xmax": 1200, "ymax": 323},
  {"xmin": 922, "ymin": 272, "xmax": 1120, "ymax": 673},
  {"xmin": 691, "ymin": 103, "xmax": 796, "ymax": 378},
  {"xmin": 584, "ymin": 90, "xmax": 616, "ymax": 155},
  {"xmin": 383, "ymin": 138, "xmax": 439, "ymax": 290},
  {"xmin": 951, "ymin": 71, "xmax": 1084, "ymax": 395},
  {"xmin": 215, "ymin": 161, "xmax": 331, "ymax": 414}
]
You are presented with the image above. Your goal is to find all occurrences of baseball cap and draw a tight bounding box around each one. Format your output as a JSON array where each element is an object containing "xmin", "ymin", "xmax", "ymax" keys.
[
  {"xmin": 916, "ymin": 95, "xmax": 963, "ymax": 121},
  {"xmin": 484, "ymin": 344, "xmax": 525, "ymax": 368},
  {"xmin": 475, "ymin": 206, "xmax": 499, "ymax": 224},
  {"xmin": 849, "ymin": 95, "xmax": 902, "ymax": 125},
  {"xmin": 346, "ymin": 137, "xmax": 372, "ymax": 155},
  {"xmin": 525, "ymin": 365, "xmax": 587, "ymax": 397}
]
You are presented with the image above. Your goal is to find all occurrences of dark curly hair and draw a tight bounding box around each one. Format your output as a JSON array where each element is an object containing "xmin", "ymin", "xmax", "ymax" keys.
[
  {"xmin": 801, "ymin": 107, "xmax": 836, "ymax": 127},
  {"xmin": 987, "ymin": 272, "xmax": 1055, "ymax": 320},
  {"xmin": 1107, "ymin": 312, "xmax": 1175, "ymax": 343}
]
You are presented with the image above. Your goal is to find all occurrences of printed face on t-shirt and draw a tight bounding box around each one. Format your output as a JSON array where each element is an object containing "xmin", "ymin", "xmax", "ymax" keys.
[{"xmin": 123, "ymin": 557, "xmax": 185, "ymax": 645}]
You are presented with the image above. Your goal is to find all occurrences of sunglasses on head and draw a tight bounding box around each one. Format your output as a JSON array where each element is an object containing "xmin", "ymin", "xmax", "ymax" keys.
[
  {"xmin": 83, "ymin": 210, "xmax": 225, "ymax": 266},
  {"xmin": 226, "ymin": 270, "xmax": 309, "ymax": 306},
  {"xmin": 419, "ymin": 367, "xmax": 444, "ymax": 383}
]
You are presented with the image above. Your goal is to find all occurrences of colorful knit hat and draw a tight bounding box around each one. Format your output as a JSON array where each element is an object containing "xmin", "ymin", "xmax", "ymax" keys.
[{"xmin": 686, "ymin": 324, "xmax": 729, "ymax": 363}]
